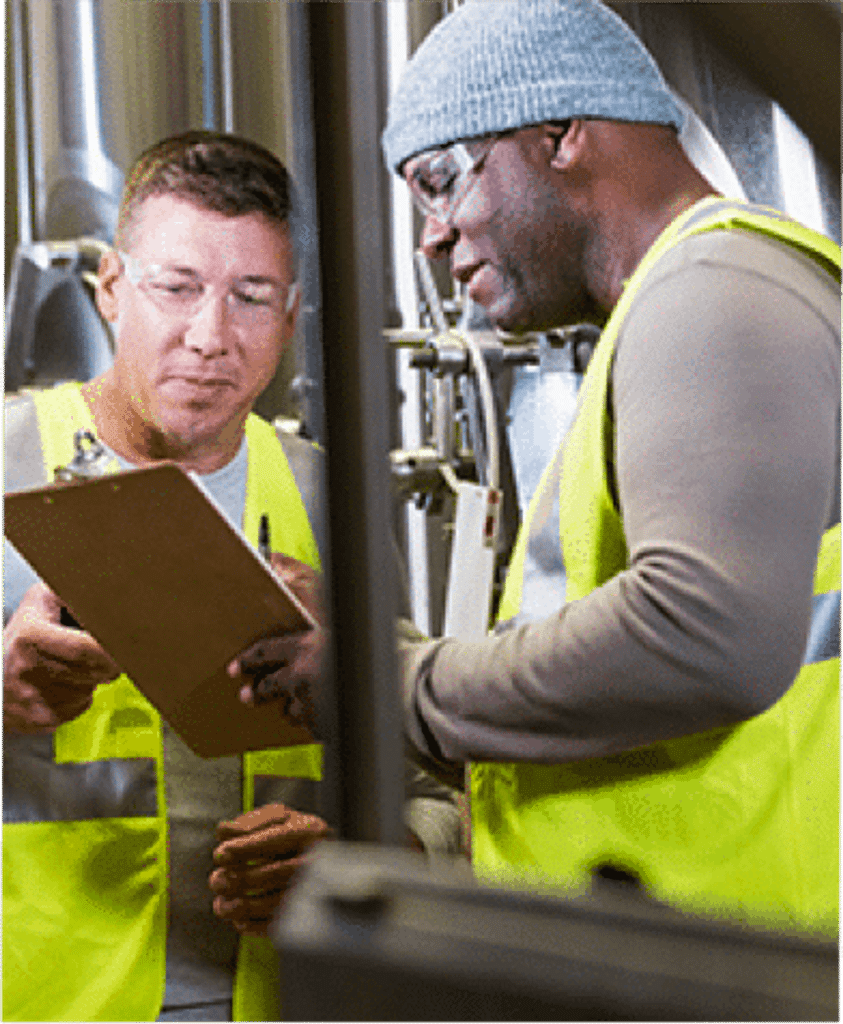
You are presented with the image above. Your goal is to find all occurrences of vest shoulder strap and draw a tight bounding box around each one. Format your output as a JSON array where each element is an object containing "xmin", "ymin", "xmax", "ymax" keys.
[
  {"xmin": 273, "ymin": 426, "xmax": 325, "ymax": 554},
  {"xmin": 28, "ymin": 382, "xmax": 95, "ymax": 482},
  {"xmin": 243, "ymin": 413, "xmax": 321, "ymax": 570},
  {"xmin": 676, "ymin": 201, "xmax": 841, "ymax": 281}
]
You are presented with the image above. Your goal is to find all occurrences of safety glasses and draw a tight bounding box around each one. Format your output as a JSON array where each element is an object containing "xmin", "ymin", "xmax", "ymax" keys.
[
  {"xmin": 403, "ymin": 134, "xmax": 504, "ymax": 222},
  {"xmin": 118, "ymin": 251, "xmax": 299, "ymax": 329}
]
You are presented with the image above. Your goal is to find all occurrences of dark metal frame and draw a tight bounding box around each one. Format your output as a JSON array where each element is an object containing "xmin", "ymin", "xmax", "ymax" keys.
[{"xmin": 307, "ymin": 2, "xmax": 403, "ymax": 845}]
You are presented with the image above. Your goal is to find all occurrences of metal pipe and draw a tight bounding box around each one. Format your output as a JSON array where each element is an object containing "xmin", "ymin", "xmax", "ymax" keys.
[
  {"xmin": 76, "ymin": 0, "xmax": 101, "ymax": 156},
  {"xmin": 287, "ymin": 2, "xmax": 325, "ymax": 444},
  {"xmin": 387, "ymin": 0, "xmax": 431, "ymax": 635},
  {"xmin": 11, "ymin": 0, "xmax": 33, "ymax": 246},
  {"xmin": 219, "ymin": 0, "xmax": 234, "ymax": 132},
  {"xmin": 463, "ymin": 330, "xmax": 500, "ymax": 491},
  {"xmin": 26, "ymin": 0, "xmax": 123, "ymax": 241},
  {"xmin": 200, "ymin": 0, "xmax": 217, "ymax": 130},
  {"xmin": 414, "ymin": 250, "xmax": 448, "ymax": 334},
  {"xmin": 415, "ymin": 250, "xmax": 456, "ymax": 463}
]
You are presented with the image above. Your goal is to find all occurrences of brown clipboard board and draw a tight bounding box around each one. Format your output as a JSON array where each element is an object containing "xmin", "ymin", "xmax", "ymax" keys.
[{"xmin": 4, "ymin": 463, "xmax": 316, "ymax": 757}]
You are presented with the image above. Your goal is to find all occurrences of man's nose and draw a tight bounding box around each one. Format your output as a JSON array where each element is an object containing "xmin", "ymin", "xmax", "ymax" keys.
[
  {"xmin": 419, "ymin": 211, "xmax": 457, "ymax": 261},
  {"xmin": 183, "ymin": 293, "xmax": 231, "ymax": 357}
]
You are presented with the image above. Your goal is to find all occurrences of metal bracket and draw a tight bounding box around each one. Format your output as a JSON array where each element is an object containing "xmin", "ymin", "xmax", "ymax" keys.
[{"xmin": 53, "ymin": 429, "xmax": 113, "ymax": 482}]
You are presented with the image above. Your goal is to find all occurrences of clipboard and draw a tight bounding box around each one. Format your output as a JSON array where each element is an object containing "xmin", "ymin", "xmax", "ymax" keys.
[{"xmin": 4, "ymin": 463, "xmax": 317, "ymax": 757}]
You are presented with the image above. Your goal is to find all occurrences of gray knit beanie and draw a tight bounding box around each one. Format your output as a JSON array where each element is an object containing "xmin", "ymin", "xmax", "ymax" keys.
[{"xmin": 382, "ymin": 0, "xmax": 685, "ymax": 172}]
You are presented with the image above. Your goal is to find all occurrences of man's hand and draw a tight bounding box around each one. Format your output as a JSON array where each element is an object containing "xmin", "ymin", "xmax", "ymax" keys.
[
  {"xmin": 228, "ymin": 554, "xmax": 326, "ymax": 733},
  {"xmin": 209, "ymin": 802, "xmax": 332, "ymax": 936},
  {"xmin": 4, "ymin": 582, "xmax": 121, "ymax": 734}
]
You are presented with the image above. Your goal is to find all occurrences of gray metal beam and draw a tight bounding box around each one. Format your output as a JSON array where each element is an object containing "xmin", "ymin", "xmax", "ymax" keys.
[{"xmin": 308, "ymin": 1, "xmax": 403, "ymax": 846}]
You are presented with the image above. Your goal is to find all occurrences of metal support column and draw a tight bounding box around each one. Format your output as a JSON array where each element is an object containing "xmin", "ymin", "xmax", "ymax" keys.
[{"xmin": 307, "ymin": 2, "xmax": 403, "ymax": 845}]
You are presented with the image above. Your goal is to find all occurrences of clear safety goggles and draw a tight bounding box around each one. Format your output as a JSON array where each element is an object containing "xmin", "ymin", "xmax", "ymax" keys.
[
  {"xmin": 403, "ymin": 134, "xmax": 504, "ymax": 221},
  {"xmin": 119, "ymin": 251, "xmax": 299, "ymax": 328}
]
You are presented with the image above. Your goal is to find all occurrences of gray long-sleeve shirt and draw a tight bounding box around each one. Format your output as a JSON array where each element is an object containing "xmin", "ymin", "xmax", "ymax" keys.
[{"xmin": 401, "ymin": 226, "xmax": 840, "ymax": 766}]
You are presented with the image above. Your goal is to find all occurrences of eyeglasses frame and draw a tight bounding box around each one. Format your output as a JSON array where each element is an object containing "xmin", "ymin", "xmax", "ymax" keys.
[
  {"xmin": 403, "ymin": 132, "xmax": 509, "ymax": 222},
  {"xmin": 116, "ymin": 250, "xmax": 300, "ymax": 325}
]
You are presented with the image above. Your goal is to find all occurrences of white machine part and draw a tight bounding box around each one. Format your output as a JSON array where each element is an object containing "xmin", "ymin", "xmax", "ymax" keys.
[{"xmin": 442, "ymin": 481, "xmax": 501, "ymax": 639}]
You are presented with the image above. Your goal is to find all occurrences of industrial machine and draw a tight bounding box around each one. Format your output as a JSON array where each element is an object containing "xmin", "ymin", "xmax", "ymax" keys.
[
  {"xmin": 387, "ymin": 255, "xmax": 601, "ymax": 640},
  {"xmin": 274, "ymin": 843, "xmax": 838, "ymax": 1022}
]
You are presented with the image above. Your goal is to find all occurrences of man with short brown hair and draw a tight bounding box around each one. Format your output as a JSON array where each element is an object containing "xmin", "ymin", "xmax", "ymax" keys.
[
  {"xmin": 3, "ymin": 130, "xmax": 328, "ymax": 1023},
  {"xmin": 3, "ymin": 131, "xmax": 459, "ymax": 1022}
]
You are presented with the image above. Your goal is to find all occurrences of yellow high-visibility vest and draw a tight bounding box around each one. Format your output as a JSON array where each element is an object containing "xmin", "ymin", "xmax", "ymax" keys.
[
  {"xmin": 473, "ymin": 199, "xmax": 840, "ymax": 937},
  {"xmin": 3, "ymin": 382, "xmax": 322, "ymax": 1021}
]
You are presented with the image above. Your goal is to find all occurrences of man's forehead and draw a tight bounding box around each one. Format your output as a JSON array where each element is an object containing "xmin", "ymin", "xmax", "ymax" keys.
[
  {"xmin": 131, "ymin": 193, "xmax": 284, "ymax": 232},
  {"xmin": 126, "ymin": 194, "xmax": 294, "ymax": 267}
]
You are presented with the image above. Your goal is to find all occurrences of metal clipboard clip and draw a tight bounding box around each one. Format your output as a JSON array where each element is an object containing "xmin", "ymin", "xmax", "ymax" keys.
[{"xmin": 53, "ymin": 429, "xmax": 114, "ymax": 483}]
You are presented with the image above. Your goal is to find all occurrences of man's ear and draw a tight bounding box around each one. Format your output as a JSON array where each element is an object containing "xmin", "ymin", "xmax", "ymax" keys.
[
  {"xmin": 95, "ymin": 249, "xmax": 123, "ymax": 324},
  {"xmin": 282, "ymin": 281, "xmax": 301, "ymax": 338},
  {"xmin": 543, "ymin": 120, "xmax": 585, "ymax": 171}
]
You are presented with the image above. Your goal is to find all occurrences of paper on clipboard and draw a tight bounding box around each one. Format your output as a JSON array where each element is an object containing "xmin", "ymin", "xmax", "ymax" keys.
[{"xmin": 4, "ymin": 462, "xmax": 316, "ymax": 757}]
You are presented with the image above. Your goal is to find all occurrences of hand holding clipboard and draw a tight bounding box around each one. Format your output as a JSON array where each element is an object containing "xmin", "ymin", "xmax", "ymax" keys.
[
  {"xmin": 230, "ymin": 549, "xmax": 326, "ymax": 738},
  {"xmin": 5, "ymin": 463, "xmax": 317, "ymax": 756}
]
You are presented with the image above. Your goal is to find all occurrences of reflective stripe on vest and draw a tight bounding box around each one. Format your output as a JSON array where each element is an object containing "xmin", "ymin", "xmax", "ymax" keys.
[
  {"xmin": 3, "ymin": 734, "xmax": 158, "ymax": 824},
  {"xmin": 476, "ymin": 199, "xmax": 841, "ymax": 937},
  {"xmin": 806, "ymin": 590, "xmax": 841, "ymax": 665},
  {"xmin": 3, "ymin": 383, "xmax": 322, "ymax": 1023}
]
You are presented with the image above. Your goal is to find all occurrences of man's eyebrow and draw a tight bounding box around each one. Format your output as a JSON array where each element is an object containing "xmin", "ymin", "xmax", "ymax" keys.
[
  {"xmin": 148, "ymin": 265, "xmax": 283, "ymax": 286},
  {"xmin": 150, "ymin": 263, "xmax": 202, "ymax": 277},
  {"xmin": 236, "ymin": 274, "xmax": 285, "ymax": 286}
]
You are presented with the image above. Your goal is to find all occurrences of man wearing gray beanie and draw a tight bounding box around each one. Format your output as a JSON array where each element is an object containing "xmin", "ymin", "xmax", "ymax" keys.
[{"xmin": 384, "ymin": 0, "xmax": 840, "ymax": 936}]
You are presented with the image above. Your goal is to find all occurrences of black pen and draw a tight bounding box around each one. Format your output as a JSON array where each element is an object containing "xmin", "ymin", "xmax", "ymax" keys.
[{"xmin": 258, "ymin": 514, "xmax": 271, "ymax": 563}]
